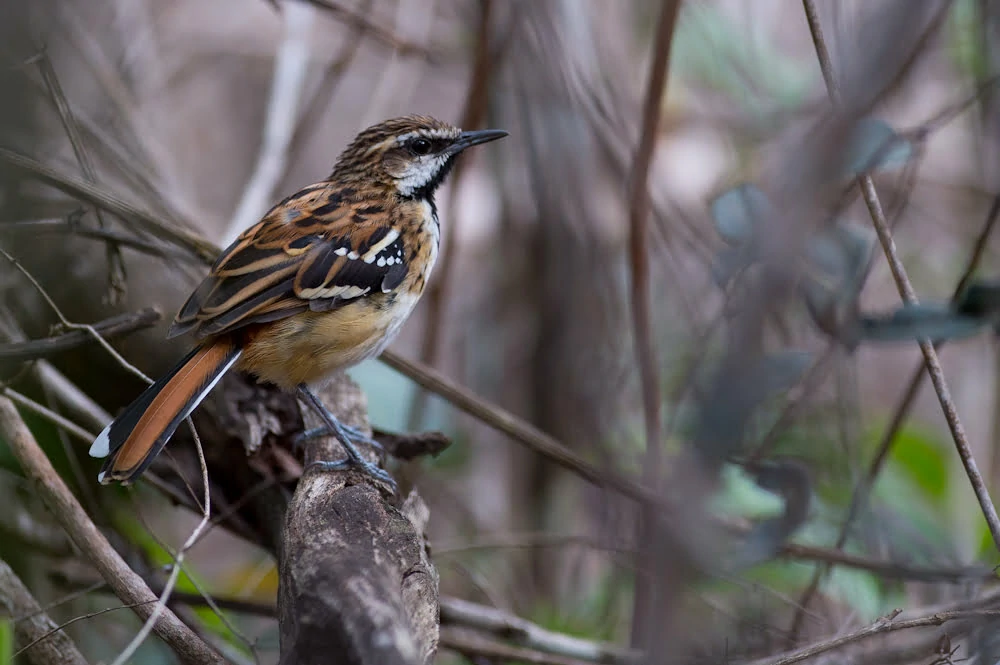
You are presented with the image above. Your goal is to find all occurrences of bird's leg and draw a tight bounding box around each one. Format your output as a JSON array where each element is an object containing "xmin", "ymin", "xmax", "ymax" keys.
[
  {"xmin": 296, "ymin": 385, "xmax": 395, "ymax": 489},
  {"xmin": 294, "ymin": 423, "xmax": 384, "ymax": 451}
]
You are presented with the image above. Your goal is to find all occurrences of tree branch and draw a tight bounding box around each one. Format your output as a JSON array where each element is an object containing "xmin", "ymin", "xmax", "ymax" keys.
[
  {"xmin": 0, "ymin": 307, "xmax": 160, "ymax": 361},
  {"xmin": 0, "ymin": 558, "xmax": 88, "ymax": 665},
  {"xmin": 0, "ymin": 396, "xmax": 221, "ymax": 664}
]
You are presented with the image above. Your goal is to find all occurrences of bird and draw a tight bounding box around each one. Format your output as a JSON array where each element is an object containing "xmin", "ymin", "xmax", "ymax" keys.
[{"xmin": 89, "ymin": 115, "xmax": 507, "ymax": 487}]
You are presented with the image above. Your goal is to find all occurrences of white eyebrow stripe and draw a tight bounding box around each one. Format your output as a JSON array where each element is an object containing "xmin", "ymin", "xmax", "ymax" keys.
[{"xmin": 395, "ymin": 128, "xmax": 459, "ymax": 144}]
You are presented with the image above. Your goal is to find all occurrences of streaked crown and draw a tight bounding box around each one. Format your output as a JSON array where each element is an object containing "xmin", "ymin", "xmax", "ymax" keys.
[{"xmin": 330, "ymin": 115, "xmax": 507, "ymax": 200}]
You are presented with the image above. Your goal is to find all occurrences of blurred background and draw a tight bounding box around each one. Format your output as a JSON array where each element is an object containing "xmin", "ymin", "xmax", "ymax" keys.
[{"xmin": 1, "ymin": 0, "xmax": 1000, "ymax": 663}]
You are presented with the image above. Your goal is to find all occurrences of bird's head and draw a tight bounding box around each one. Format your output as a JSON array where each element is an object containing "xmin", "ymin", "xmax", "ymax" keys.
[{"xmin": 330, "ymin": 115, "xmax": 507, "ymax": 199}]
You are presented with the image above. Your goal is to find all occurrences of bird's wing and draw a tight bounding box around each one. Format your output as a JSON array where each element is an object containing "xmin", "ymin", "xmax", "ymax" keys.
[{"xmin": 168, "ymin": 184, "xmax": 408, "ymax": 340}]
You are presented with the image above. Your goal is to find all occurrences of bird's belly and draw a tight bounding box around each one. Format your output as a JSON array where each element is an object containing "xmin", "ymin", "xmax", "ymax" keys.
[{"xmin": 237, "ymin": 295, "xmax": 419, "ymax": 389}]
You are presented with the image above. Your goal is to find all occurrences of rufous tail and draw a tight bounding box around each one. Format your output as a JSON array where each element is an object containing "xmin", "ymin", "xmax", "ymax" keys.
[{"xmin": 89, "ymin": 339, "xmax": 242, "ymax": 484}]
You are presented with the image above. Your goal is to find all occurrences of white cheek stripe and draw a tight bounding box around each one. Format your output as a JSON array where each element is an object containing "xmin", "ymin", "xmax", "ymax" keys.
[{"xmin": 396, "ymin": 129, "xmax": 459, "ymax": 144}]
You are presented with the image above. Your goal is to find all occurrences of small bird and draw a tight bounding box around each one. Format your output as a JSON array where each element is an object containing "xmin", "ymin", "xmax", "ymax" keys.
[{"xmin": 89, "ymin": 115, "xmax": 507, "ymax": 486}]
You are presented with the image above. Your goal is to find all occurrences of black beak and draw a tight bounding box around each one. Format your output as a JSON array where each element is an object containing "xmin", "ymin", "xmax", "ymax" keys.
[{"xmin": 448, "ymin": 129, "xmax": 508, "ymax": 155}]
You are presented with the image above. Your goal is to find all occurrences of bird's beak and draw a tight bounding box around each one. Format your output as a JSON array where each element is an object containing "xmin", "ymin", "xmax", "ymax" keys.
[{"xmin": 448, "ymin": 129, "xmax": 508, "ymax": 154}]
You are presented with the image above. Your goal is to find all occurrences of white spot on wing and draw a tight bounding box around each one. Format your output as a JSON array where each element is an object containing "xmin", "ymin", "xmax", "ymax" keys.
[
  {"xmin": 299, "ymin": 285, "xmax": 371, "ymax": 300},
  {"xmin": 360, "ymin": 229, "xmax": 400, "ymax": 263},
  {"xmin": 334, "ymin": 247, "xmax": 348, "ymax": 256}
]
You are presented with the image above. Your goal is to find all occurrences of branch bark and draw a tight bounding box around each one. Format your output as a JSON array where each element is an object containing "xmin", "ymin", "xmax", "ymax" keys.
[
  {"xmin": 0, "ymin": 396, "xmax": 221, "ymax": 664},
  {"xmin": 278, "ymin": 377, "xmax": 439, "ymax": 665},
  {"xmin": 0, "ymin": 558, "xmax": 88, "ymax": 665}
]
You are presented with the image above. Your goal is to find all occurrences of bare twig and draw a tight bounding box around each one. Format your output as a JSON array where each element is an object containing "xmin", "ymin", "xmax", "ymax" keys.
[
  {"xmin": 33, "ymin": 360, "xmax": 114, "ymax": 433},
  {"xmin": 436, "ymin": 530, "xmax": 995, "ymax": 583},
  {"xmin": 0, "ymin": 308, "xmax": 160, "ymax": 361},
  {"xmin": 804, "ymin": 0, "xmax": 1000, "ymax": 550},
  {"xmin": 750, "ymin": 608, "xmax": 1000, "ymax": 665},
  {"xmin": 108, "ymin": 422, "xmax": 212, "ymax": 665},
  {"xmin": 0, "ymin": 147, "xmax": 218, "ymax": 262},
  {"xmin": 36, "ymin": 49, "xmax": 128, "ymax": 303},
  {"xmin": 0, "ymin": 558, "xmax": 88, "ymax": 665},
  {"xmin": 380, "ymin": 350, "xmax": 660, "ymax": 505},
  {"xmin": 440, "ymin": 626, "xmax": 607, "ymax": 665},
  {"xmin": 441, "ymin": 596, "xmax": 640, "ymax": 665},
  {"xmin": 789, "ymin": 0, "xmax": 1000, "ymax": 642},
  {"xmin": 0, "ymin": 396, "xmax": 221, "ymax": 664},
  {"xmin": 628, "ymin": 0, "xmax": 681, "ymax": 650},
  {"xmin": 408, "ymin": 0, "xmax": 497, "ymax": 431},
  {"xmin": 0, "ymin": 218, "xmax": 199, "ymax": 261},
  {"xmin": 222, "ymin": 0, "xmax": 316, "ymax": 246},
  {"xmin": 628, "ymin": 0, "xmax": 677, "ymax": 480},
  {"xmin": 836, "ymin": 194, "xmax": 1000, "ymax": 549},
  {"xmin": 0, "ymin": 248, "xmax": 151, "ymax": 383},
  {"xmin": 299, "ymin": 0, "xmax": 438, "ymax": 60},
  {"xmin": 3, "ymin": 389, "xmax": 95, "ymax": 444},
  {"xmin": 285, "ymin": 0, "xmax": 373, "ymax": 165}
]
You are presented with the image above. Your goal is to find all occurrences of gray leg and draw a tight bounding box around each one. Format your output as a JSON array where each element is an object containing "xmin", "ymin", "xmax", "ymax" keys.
[{"xmin": 296, "ymin": 385, "xmax": 395, "ymax": 489}]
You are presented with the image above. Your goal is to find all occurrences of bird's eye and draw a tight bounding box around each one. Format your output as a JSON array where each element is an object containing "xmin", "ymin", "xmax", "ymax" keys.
[{"xmin": 410, "ymin": 138, "xmax": 433, "ymax": 156}]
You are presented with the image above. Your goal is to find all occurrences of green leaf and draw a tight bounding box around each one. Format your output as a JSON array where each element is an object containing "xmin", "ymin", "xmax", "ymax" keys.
[
  {"xmin": 672, "ymin": 4, "xmax": 814, "ymax": 111},
  {"xmin": 823, "ymin": 566, "xmax": 884, "ymax": 620},
  {"xmin": 887, "ymin": 425, "xmax": 950, "ymax": 500},
  {"xmin": 844, "ymin": 118, "xmax": 914, "ymax": 175},
  {"xmin": 947, "ymin": 0, "xmax": 990, "ymax": 80},
  {"xmin": 0, "ymin": 621, "xmax": 11, "ymax": 665}
]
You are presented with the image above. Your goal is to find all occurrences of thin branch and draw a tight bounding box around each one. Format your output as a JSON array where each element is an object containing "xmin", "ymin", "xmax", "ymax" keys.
[
  {"xmin": 440, "ymin": 595, "xmax": 641, "ymax": 665},
  {"xmin": 836, "ymin": 193, "xmax": 1000, "ymax": 549},
  {"xmin": 36, "ymin": 49, "xmax": 128, "ymax": 303},
  {"xmin": 0, "ymin": 396, "xmax": 221, "ymax": 664},
  {"xmin": 108, "ymin": 422, "xmax": 212, "ymax": 665},
  {"xmin": 284, "ymin": 0, "xmax": 373, "ymax": 166},
  {"xmin": 3, "ymin": 389, "xmax": 95, "ymax": 444},
  {"xmin": 628, "ymin": 0, "xmax": 677, "ymax": 482},
  {"xmin": 0, "ymin": 247, "xmax": 151, "ymax": 383},
  {"xmin": 299, "ymin": 0, "xmax": 438, "ymax": 60},
  {"xmin": 0, "ymin": 147, "xmax": 218, "ymax": 263},
  {"xmin": 407, "ymin": 0, "xmax": 497, "ymax": 431},
  {"xmin": 628, "ymin": 0, "xmax": 681, "ymax": 650},
  {"xmin": 222, "ymin": 0, "xmax": 316, "ymax": 246},
  {"xmin": 0, "ymin": 308, "xmax": 160, "ymax": 361},
  {"xmin": 804, "ymin": 0, "xmax": 1000, "ymax": 550},
  {"xmin": 0, "ymin": 218, "xmax": 199, "ymax": 261},
  {"xmin": 749, "ymin": 608, "xmax": 1000, "ymax": 665},
  {"xmin": 790, "ymin": 0, "xmax": 1000, "ymax": 641},
  {"xmin": 34, "ymin": 360, "xmax": 114, "ymax": 433},
  {"xmin": 436, "ymin": 530, "xmax": 996, "ymax": 583},
  {"xmin": 0, "ymin": 558, "xmax": 88, "ymax": 665},
  {"xmin": 379, "ymin": 350, "xmax": 660, "ymax": 506},
  {"xmin": 14, "ymin": 600, "xmax": 157, "ymax": 663},
  {"xmin": 440, "ymin": 627, "xmax": 603, "ymax": 665}
]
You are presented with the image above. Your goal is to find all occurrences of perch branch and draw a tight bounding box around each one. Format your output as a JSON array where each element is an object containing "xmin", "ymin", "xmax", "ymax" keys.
[
  {"xmin": 380, "ymin": 350, "xmax": 661, "ymax": 506},
  {"xmin": 0, "ymin": 307, "xmax": 160, "ymax": 361}
]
